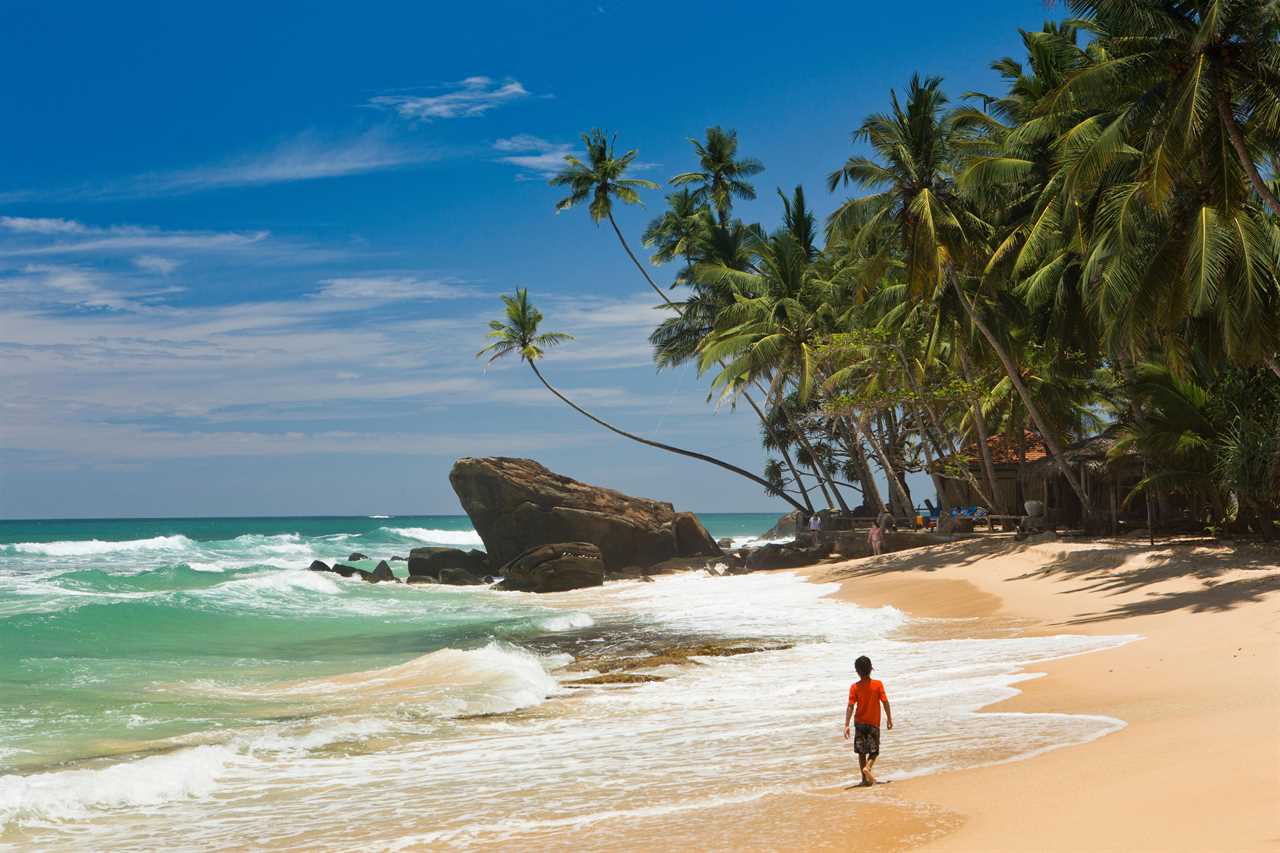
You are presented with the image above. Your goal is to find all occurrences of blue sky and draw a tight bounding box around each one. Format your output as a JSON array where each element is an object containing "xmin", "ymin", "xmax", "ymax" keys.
[{"xmin": 0, "ymin": 1, "xmax": 1062, "ymax": 518}]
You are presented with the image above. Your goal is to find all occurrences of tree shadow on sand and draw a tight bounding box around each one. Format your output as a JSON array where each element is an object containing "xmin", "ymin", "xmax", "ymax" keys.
[{"xmin": 818, "ymin": 535, "xmax": 1280, "ymax": 625}]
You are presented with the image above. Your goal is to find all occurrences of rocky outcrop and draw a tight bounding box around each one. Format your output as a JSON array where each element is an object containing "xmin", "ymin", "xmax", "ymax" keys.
[
  {"xmin": 407, "ymin": 547, "xmax": 489, "ymax": 580},
  {"xmin": 347, "ymin": 552, "xmax": 368, "ymax": 562},
  {"xmin": 449, "ymin": 457, "xmax": 721, "ymax": 570},
  {"xmin": 496, "ymin": 542, "xmax": 605, "ymax": 593},
  {"xmin": 308, "ymin": 560, "xmax": 331, "ymax": 573},
  {"xmin": 760, "ymin": 510, "xmax": 802, "ymax": 541}
]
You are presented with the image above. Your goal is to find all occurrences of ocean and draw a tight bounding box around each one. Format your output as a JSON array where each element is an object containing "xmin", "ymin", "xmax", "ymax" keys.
[{"xmin": 0, "ymin": 514, "xmax": 1132, "ymax": 850}]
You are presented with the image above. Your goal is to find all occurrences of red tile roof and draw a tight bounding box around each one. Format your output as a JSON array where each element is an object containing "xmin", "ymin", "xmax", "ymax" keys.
[{"xmin": 966, "ymin": 429, "xmax": 1047, "ymax": 465}]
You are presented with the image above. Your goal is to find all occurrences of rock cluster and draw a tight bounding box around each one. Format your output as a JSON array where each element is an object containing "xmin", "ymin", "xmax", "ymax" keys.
[{"xmin": 494, "ymin": 542, "xmax": 605, "ymax": 592}]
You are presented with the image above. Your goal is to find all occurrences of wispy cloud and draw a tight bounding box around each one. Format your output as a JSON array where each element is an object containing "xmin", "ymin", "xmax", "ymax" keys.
[
  {"xmin": 1, "ymin": 129, "xmax": 434, "ymax": 202},
  {"xmin": 133, "ymin": 255, "xmax": 181, "ymax": 275},
  {"xmin": 0, "ymin": 216, "xmax": 268, "ymax": 257},
  {"xmin": 370, "ymin": 77, "xmax": 537, "ymax": 120},
  {"xmin": 128, "ymin": 128, "xmax": 432, "ymax": 195},
  {"xmin": 493, "ymin": 134, "xmax": 576, "ymax": 179}
]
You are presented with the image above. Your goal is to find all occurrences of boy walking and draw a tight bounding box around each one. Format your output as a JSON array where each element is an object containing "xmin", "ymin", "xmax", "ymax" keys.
[{"xmin": 843, "ymin": 655, "xmax": 893, "ymax": 786}]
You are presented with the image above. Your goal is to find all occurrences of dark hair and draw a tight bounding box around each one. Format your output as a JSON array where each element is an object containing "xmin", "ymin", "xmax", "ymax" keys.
[{"xmin": 854, "ymin": 655, "xmax": 872, "ymax": 677}]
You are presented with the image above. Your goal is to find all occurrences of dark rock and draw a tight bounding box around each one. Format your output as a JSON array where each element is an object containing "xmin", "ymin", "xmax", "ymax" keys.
[
  {"xmin": 331, "ymin": 563, "xmax": 363, "ymax": 578},
  {"xmin": 369, "ymin": 560, "xmax": 399, "ymax": 583},
  {"xmin": 760, "ymin": 510, "xmax": 803, "ymax": 541},
  {"xmin": 673, "ymin": 512, "xmax": 722, "ymax": 557},
  {"xmin": 723, "ymin": 563, "xmax": 752, "ymax": 575},
  {"xmin": 499, "ymin": 542, "xmax": 605, "ymax": 593},
  {"xmin": 406, "ymin": 575, "xmax": 439, "ymax": 585},
  {"xmin": 449, "ymin": 457, "xmax": 684, "ymax": 570},
  {"xmin": 716, "ymin": 537, "xmax": 734, "ymax": 549},
  {"xmin": 390, "ymin": 555, "xmax": 407, "ymax": 562},
  {"xmin": 438, "ymin": 566, "xmax": 485, "ymax": 586},
  {"xmin": 308, "ymin": 560, "xmax": 331, "ymax": 573},
  {"xmin": 744, "ymin": 542, "xmax": 828, "ymax": 571},
  {"xmin": 407, "ymin": 546, "xmax": 489, "ymax": 579},
  {"xmin": 347, "ymin": 552, "xmax": 368, "ymax": 562}
]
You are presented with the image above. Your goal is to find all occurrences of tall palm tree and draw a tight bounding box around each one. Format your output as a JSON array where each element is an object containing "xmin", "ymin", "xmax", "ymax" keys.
[
  {"xmin": 831, "ymin": 73, "xmax": 1094, "ymax": 511},
  {"xmin": 550, "ymin": 130, "xmax": 670, "ymax": 306},
  {"xmin": 479, "ymin": 289, "xmax": 808, "ymax": 513},
  {"xmin": 671, "ymin": 126, "xmax": 765, "ymax": 227}
]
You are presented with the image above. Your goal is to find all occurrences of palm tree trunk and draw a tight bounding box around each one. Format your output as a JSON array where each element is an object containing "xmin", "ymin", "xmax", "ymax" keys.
[
  {"xmin": 607, "ymin": 212, "xmax": 683, "ymax": 309},
  {"xmin": 959, "ymin": 347, "xmax": 1003, "ymax": 513},
  {"xmin": 601, "ymin": 216, "xmax": 831, "ymax": 512},
  {"xmin": 851, "ymin": 413, "xmax": 913, "ymax": 518},
  {"xmin": 893, "ymin": 345, "xmax": 994, "ymax": 509},
  {"xmin": 741, "ymin": 391, "xmax": 814, "ymax": 513},
  {"xmin": 837, "ymin": 420, "xmax": 883, "ymax": 511},
  {"xmin": 952, "ymin": 279, "xmax": 1091, "ymax": 512},
  {"xmin": 1215, "ymin": 78, "xmax": 1280, "ymax": 217},
  {"xmin": 775, "ymin": 397, "xmax": 850, "ymax": 513},
  {"xmin": 528, "ymin": 360, "xmax": 808, "ymax": 513}
]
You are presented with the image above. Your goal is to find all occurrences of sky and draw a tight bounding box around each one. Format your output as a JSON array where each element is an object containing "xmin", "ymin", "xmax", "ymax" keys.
[{"xmin": 0, "ymin": 1, "xmax": 1065, "ymax": 519}]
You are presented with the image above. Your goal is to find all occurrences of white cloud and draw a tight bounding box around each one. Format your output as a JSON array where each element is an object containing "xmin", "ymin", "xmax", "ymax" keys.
[
  {"xmin": 132, "ymin": 256, "xmax": 181, "ymax": 275},
  {"xmin": 0, "ymin": 216, "xmax": 87, "ymax": 234},
  {"xmin": 314, "ymin": 276, "xmax": 478, "ymax": 303},
  {"xmin": 370, "ymin": 77, "xmax": 535, "ymax": 120},
  {"xmin": 492, "ymin": 134, "xmax": 576, "ymax": 178}
]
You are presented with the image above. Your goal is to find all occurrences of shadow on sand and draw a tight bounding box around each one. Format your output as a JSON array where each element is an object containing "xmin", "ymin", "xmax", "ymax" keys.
[{"xmin": 817, "ymin": 535, "xmax": 1280, "ymax": 626}]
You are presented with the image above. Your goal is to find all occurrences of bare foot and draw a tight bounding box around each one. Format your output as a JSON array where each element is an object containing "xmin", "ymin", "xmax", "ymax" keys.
[{"xmin": 863, "ymin": 766, "xmax": 877, "ymax": 786}]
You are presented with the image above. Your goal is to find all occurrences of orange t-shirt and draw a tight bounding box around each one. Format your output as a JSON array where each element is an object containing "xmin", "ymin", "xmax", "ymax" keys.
[{"xmin": 848, "ymin": 678, "xmax": 888, "ymax": 727}]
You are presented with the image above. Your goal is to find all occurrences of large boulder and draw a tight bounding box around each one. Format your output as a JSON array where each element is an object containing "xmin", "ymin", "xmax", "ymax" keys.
[
  {"xmin": 760, "ymin": 510, "xmax": 803, "ymax": 541},
  {"xmin": 308, "ymin": 560, "xmax": 331, "ymax": 573},
  {"xmin": 449, "ymin": 457, "xmax": 720, "ymax": 570},
  {"xmin": 498, "ymin": 542, "xmax": 605, "ymax": 593},
  {"xmin": 407, "ymin": 547, "xmax": 489, "ymax": 579},
  {"xmin": 347, "ymin": 552, "xmax": 368, "ymax": 562},
  {"xmin": 673, "ymin": 512, "xmax": 720, "ymax": 557}
]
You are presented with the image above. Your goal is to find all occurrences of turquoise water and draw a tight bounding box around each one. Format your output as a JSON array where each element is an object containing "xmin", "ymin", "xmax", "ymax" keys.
[
  {"xmin": 0, "ymin": 514, "xmax": 777, "ymax": 773},
  {"xmin": 0, "ymin": 513, "xmax": 1136, "ymax": 850}
]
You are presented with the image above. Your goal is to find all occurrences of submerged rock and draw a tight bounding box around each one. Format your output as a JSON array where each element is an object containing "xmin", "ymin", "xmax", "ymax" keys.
[
  {"xmin": 498, "ymin": 542, "xmax": 605, "ymax": 593},
  {"xmin": 369, "ymin": 560, "xmax": 399, "ymax": 583},
  {"xmin": 406, "ymin": 575, "xmax": 439, "ymax": 585},
  {"xmin": 308, "ymin": 560, "xmax": 331, "ymax": 573},
  {"xmin": 347, "ymin": 552, "xmax": 368, "ymax": 562},
  {"xmin": 448, "ymin": 457, "xmax": 721, "ymax": 570},
  {"xmin": 438, "ymin": 566, "xmax": 485, "ymax": 586}
]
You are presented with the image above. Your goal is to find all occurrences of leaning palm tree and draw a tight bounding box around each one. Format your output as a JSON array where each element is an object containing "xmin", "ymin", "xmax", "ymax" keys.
[
  {"xmin": 550, "ymin": 130, "xmax": 670, "ymax": 305},
  {"xmin": 479, "ymin": 289, "xmax": 808, "ymax": 512},
  {"xmin": 671, "ymin": 126, "xmax": 765, "ymax": 227}
]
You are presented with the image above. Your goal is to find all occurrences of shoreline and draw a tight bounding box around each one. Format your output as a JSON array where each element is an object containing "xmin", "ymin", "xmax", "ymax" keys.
[{"xmin": 786, "ymin": 535, "xmax": 1280, "ymax": 852}]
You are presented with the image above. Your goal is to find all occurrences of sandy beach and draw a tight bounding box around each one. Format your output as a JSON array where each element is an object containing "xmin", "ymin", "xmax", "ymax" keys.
[{"xmin": 791, "ymin": 535, "xmax": 1280, "ymax": 852}]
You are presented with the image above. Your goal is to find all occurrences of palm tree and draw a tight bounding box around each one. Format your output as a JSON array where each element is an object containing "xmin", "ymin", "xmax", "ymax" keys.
[
  {"xmin": 479, "ymin": 289, "xmax": 808, "ymax": 513},
  {"xmin": 671, "ymin": 126, "xmax": 765, "ymax": 227},
  {"xmin": 550, "ymin": 130, "xmax": 670, "ymax": 305},
  {"xmin": 831, "ymin": 73, "xmax": 1094, "ymax": 512},
  {"xmin": 642, "ymin": 188, "xmax": 711, "ymax": 286},
  {"xmin": 1054, "ymin": 0, "xmax": 1280, "ymax": 217}
]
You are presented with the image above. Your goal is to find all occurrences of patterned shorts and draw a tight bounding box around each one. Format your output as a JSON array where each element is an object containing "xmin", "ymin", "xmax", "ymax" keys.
[{"xmin": 853, "ymin": 723, "xmax": 880, "ymax": 755}]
